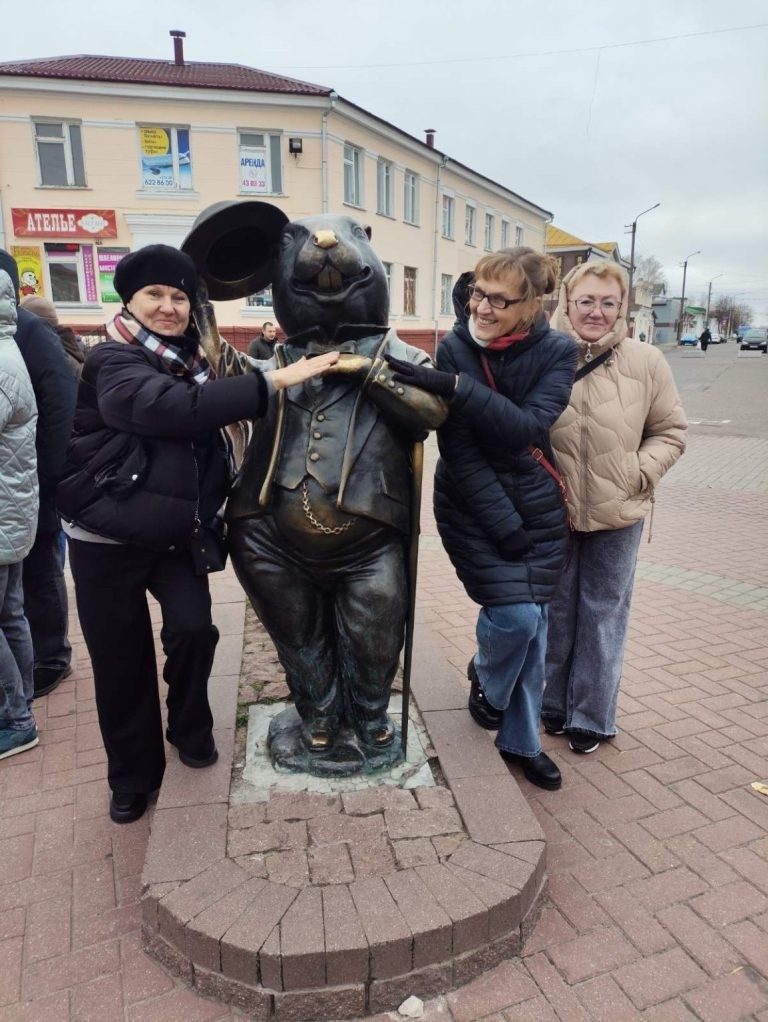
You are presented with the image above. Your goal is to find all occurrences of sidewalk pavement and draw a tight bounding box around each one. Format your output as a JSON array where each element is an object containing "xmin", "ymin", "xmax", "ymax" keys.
[{"xmin": 1, "ymin": 431, "xmax": 767, "ymax": 1021}]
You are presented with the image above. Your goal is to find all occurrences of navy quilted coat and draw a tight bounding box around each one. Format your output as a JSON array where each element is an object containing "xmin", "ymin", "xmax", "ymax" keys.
[{"xmin": 434, "ymin": 280, "xmax": 578, "ymax": 606}]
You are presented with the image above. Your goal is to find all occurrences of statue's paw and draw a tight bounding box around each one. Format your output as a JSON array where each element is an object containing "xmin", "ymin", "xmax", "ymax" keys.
[
  {"xmin": 300, "ymin": 717, "xmax": 339, "ymax": 753},
  {"xmin": 357, "ymin": 715, "xmax": 396, "ymax": 749}
]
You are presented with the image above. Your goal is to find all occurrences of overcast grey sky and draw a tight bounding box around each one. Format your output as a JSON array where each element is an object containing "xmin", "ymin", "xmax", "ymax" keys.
[{"xmin": 3, "ymin": 0, "xmax": 767, "ymax": 320}]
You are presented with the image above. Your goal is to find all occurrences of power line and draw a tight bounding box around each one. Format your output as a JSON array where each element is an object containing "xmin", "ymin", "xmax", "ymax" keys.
[{"xmin": 274, "ymin": 22, "xmax": 768, "ymax": 71}]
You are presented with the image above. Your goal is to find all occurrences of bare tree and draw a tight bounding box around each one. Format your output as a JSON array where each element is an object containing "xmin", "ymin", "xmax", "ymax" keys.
[
  {"xmin": 711, "ymin": 296, "xmax": 752, "ymax": 334},
  {"xmin": 634, "ymin": 253, "xmax": 667, "ymax": 287}
]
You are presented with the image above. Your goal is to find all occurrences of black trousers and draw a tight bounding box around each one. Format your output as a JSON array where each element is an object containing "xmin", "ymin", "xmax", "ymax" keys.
[
  {"xmin": 230, "ymin": 515, "xmax": 407, "ymax": 732},
  {"xmin": 68, "ymin": 540, "xmax": 219, "ymax": 794}
]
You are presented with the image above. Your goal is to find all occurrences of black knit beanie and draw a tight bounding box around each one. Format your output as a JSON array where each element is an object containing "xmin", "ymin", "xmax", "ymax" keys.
[
  {"xmin": 0, "ymin": 248, "xmax": 20, "ymax": 302},
  {"xmin": 113, "ymin": 244, "xmax": 199, "ymax": 304}
]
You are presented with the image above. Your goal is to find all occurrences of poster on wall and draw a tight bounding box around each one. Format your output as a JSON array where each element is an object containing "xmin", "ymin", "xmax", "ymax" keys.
[
  {"xmin": 139, "ymin": 127, "xmax": 191, "ymax": 191},
  {"xmin": 81, "ymin": 246, "xmax": 98, "ymax": 303},
  {"xmin": 239, "ymin": 144, "xmax": 268, "ymax": 193},
  {"xmin": 11, "ymin": 245, "xmax": 45, "ymax": 297},
  {"xmin": 98, "ymin": 248, "xmax": 129, "ymax": 303}
]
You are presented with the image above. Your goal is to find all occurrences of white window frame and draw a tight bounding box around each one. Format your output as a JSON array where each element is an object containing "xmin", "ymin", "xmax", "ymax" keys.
[
  {"xmin": 403, "ymin": 266, "xmax": 417, "ymax": 316},
  {"xmin": 343, "ymin": 143, "xmax": 363, "ymax": 207},
  {"xmin": 44, "ymin": 242, "xmax": 97, "ymax": 307},
  {"xmin": 245, "ymin": 286, "xmax": 274, "ymax": 309},
  {"xmin": 440, "ymin": 273, "xmax": 453, "ymax": 315},
  {"xmin": 404, "ymin": 170, "xmax": 419, "ymax": 225},
  {"xmin": 442, "ymin": 195, "xmax": 455, "ymax": 240},
  {"xmin": 515, "ymin": 223, "xmax": 524, "ymax": 245},
  {"xmin": 376, "ymin": 159, "xmax": 394, "ymax": 217},
  {"xmin": 33, "ymin": 119, "xmax": 86, "ymax": 187},
  {"xmin": 500, "ymin": 219, "xmax": 510, "ymax": 249},
  {"xmin": 484, "ymin": 213, "xmax": 495, "ymax": 251},
  {"xmin": 238, "ymin": 131, "xmax": 283, "ymax": 195},
  {"xmin": 465, "ymin": 203, "xmax": 477, "ymax": 246},
  {"xmin": 137, "ymin": 124, "xmax": 193, "ymax": 193}
]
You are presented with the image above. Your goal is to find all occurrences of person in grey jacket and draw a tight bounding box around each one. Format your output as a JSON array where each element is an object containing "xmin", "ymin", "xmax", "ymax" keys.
[{"xmin": 0, "ymin": 268, "xmax": 40, "ymax": 760}]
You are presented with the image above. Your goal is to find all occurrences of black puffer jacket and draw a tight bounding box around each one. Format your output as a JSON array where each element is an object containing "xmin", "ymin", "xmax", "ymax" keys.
[
  {"xmin": 434, "ymin": 277, "xmax": 577, "ymax": 606},
  {"xmin": 57, "ymin": 341, "xmax": 267, "ymax": 550}
]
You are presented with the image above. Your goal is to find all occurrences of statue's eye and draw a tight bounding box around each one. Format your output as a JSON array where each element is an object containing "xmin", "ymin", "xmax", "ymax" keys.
[
  {"xmin": 280, "ymin": 234, "xmax": 294, "ymax": 249},
  {"xmin": 352, "ymin": 225, "xmax": 367, "ymax": 240}
]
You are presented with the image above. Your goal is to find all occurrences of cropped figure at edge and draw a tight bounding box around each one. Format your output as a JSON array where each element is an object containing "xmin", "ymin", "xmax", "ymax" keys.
[
  {"xmin": 542, "ymin": 261, "xmax": 687, "ymax": 754},
  {"xmin": 57, "ymin": 244, "xmax": 337, "ymax": 824},
  {"xmin": 388, "ymin": 248, "xmax": 577, "ymax": 791},
  {"xmin": 182, "ymin": 202, "xmax": 447, "ymax": 773}
]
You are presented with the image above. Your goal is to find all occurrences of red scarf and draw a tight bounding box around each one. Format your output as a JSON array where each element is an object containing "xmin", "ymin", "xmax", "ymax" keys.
[{"xmin": 484, "ymin": 329, "xmax": 530, "ymax": 351}]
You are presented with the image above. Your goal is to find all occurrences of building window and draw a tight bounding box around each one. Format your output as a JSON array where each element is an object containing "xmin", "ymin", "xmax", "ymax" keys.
[
  {"xmin": 440, "ymin": 274, "xmax": 453, "ymax": 315},
  {"xmin": 465, "ymin": 204, "xmax": 477, "ymax": 246},
  {"xmin": 34, "ymin": 120, "xmax": 86, "ymax": 187},
  {"xmin": 344, "ymin": 144, "xmax": 363, "ymax": 206},
  {"xmin": 515, "ymin": 224, "xmax": 524, "ymax": 245},
  {"xmin": 484, "ymin": 213, "xmax": 494, "ymax": 251},
  {"xmin": 404, "ymin": 171, "xmax": 419, "ymax": 225},
  {"xmin": 382, "ymin": 261, "xmax": 393, "ymax": 296},
  {"xmin": 403, "ymin": 266, "xmax": 417, "ymax": 315},
  {"xmin": 245, "ymin": 286, "xmax": 274, "ymax": 309},
  {"xmin": 442, "ymin": 195, "xmax": 455, "ymax": 239},
  {"xmin": 138, "ymin": 126, "xmax": 192, "ymax": 192},
  {"xmin": 44, "ymin": 242, "xmax": 98, "ymax": 304},
  {"xmin": 377, "ymin": 159, "xmax": 394, "ymax": 217},
  {"xmin": 500, "ymin": 220, "xmax": 510, "ymax": 248},
  {"xmin": 239, "ymin": 132, "xmax": 282, "ymax": 194}
]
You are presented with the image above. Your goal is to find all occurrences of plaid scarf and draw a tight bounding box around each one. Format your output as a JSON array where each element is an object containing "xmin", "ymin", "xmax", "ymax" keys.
[{"xmin": 108, "ymin": 311, "xmax": 214, "ymax": 386}]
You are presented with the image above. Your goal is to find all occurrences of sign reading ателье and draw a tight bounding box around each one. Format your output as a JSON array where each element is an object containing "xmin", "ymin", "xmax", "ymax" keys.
[{"xmin": 12, "ymin": 208, "xmax": 118, "ymax": 239}]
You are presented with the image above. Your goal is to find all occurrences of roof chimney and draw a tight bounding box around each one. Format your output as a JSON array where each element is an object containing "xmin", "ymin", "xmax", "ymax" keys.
[
  {"xmin": 170, "ymin": 30, "xmax": 186, "ymax": 67},
  {"xmin": 425, "ymin": 128, "xmax": 436, "ymax": 148}
]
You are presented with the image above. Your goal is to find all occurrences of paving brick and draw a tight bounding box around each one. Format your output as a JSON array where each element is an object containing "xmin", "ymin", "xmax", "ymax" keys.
[
  {"xmin": 720, "ymin": 845, "xmax": 768, "ymax": 895},
  {"xmin": 613, "ymin": 947, "xmax": 708, "ymax": 1010},
  {"xmin": 0, "ymin": 990, "xmax": 71, "ymax": 1022},
  {"xmin": 392, "ymin": 837, "xmax": 438, "ymax": 867},
  {"xmin": 595, "ymin": 887, "xmax": 674, "ymax": 954},
  {"xmin": 0, "ymin": 936, "xmax": 22, "ymax": 1007},
  {"xmin": 272, "ymin": 983, "xmax": 365, "ymax": 1022},
  {"xmin": 694, "ymin": 815, "xmax": 766, "ymax": 852},
  {"xmin": 227, "ymin": 820, "xmax": 307, "ymax": 857},
  {"xmin": 340, "ymin": 787, "xmax": 416, "ymax": 816},
  {"xmin": 349, "ymin": 876, "xmax": 411, "ymax": 980},
  {"xmin": 447, "ymin": 960, "xmax": 537, "ymax": 1022},
  {"xmin": 308, "ymin": 842, "xmax": 354, "ymax": 884},
  {"xmin": 413, "ymin": 785, "xmax": 456, "ymax": 810},
  {"xmin": 142, "ymin": 805, "xmax": 227, "ymax": 884},
  {"xmin": 126, "ymin": 985, "xmax": 230, "ymax": 1021},
  {"xmin": 665, "ymin": 833, "xmax": 740, "ymax": 887},
  {"xmin": 70, "ymin": 972, "xmax": 124, "ymax": 1022},
  {"xmin": 220, "ymin": 880, "xmax": 297, "ymax": 985},
  {"xmin": 641, "ymin": 805, "xmax": 710, "ymax": 840},
  {"xmin": 724, "ymin": 919, "xmax": 768, "ymax": 974},
  {"xmin": 414, "ymin": 863, "xmax": 488, "ymax": 954},
  {"xmin": 573, "ymin": 973, "xmax": 643, "ymax": 1021},
  {"xmin": 227, "ymin": 803, "xmax": 265, "ymax": 829},
  {"xmin": 307, "ymin": 813, "xmax": 384, "ymax": 846},
  {"xmin": 348, "ymin": 836, "xmax": 396, "ymax": 878},
  {"xmin": 193, "ymin": 967, "xmax": 270, "ymax": 1018},
  {"xmin": 419, "ymin": 709, "xmax": 509, "ymax": 781},
  {"xmin": 639, "ymin": 998, "xmax": 700, "ymax": 1021},
  {"xmin": 157, "ymin": 859, "xmax": 248, "ymax": 946},
  {"xmin": 545, "ymin": 874, "xmax": 611, "ymax": 933},
  {"xmin": 588, "ymin": 793, "xmax": 656, "ymax": 826},
  {"xmin": 121, "ymin": 945, "xmax": 176, "ymax": 1004},
  {"xmin": 279, "ymin": 887, "xmax": 325, "ymax": 990},
  {"xmin": 368, "ymin": 961, "xmax": 452, "ymax": 1014},
  {"xmin": 184, "ymin": 877, "xmax": 266, "ymax": 972},
  {"xmin": 622, "ymin": 770, "xmax": 685, "ymax": 811},
  {"xmin": 448, "ymin": 775, "xmax": 544, "ymax": 844},
  {"xmin": 626, "ymin": 866, "xmax": 710, "ymax": 911},
  {"xmin": 0, "ymin": 834, "xmax": 34, "ymax": 885},
  {"xmin": 657, "ymin": 903, "xmax": 743, "ymax": 976},
  {"xmin": 690, "ymin": 879, "xmax": 768, "ymax": 927},
  {"xmin": 503, "ymin": 995, "xmax": 560, "ymax": 1021},
  {"xmin": 321, "ymin": 885, "xmax": 369, "ymax": 986},
  {"xmin": 609, "ymin": 820, "xmax": 681, "ymax": 873},
  {"xmin": 669, "ymin": 778, "xmax": 738, "ymax": 822},
  {"xmin": 683, "ymin": 967, "xmax": 768, "ymax": 1021},
  {"xmin": 570, "ymin": 850, "xmax": 649, "ymax": 893},
  {"xmin": 22, "ymin": 939, "xmax": 121, "ymax": 999},
  {"xmin": 264, "ymin": 790, "xmax": 341, "ymax": 821},
  {"xmin": 547, "ymin": 924, "xmax": 638, "ymax": 984},
  {"xmin": 265, "ymin": 849, "xmax": 309, "ymax": 888},
  {"xmin": 524, "ymin": 951, "xmax": 591, "ymax": 1022},
  {"xmin": 384, "ymin": 806, "xmax": 462, "ymax": 840},
  {"xmin": 384, "ymin": 869, "xmax": 452, "ymax": 969},
  {"xmin": 522, "ymin": 905, "xmax": 577, "ymax": 956},
  {"xmin": 24, "ymin": 894, "xmax": 72, "ymax": 963}
]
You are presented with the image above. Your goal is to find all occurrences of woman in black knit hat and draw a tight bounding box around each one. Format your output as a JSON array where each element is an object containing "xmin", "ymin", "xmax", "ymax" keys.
[{"xmin": 57, "ymin": 245, "xmax": 337, "ymax": 824}]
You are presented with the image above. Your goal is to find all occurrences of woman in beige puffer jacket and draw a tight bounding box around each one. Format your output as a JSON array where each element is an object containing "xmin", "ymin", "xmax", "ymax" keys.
[{"xmin": 541, "ymin": 260, "xmax": 687, "ymax": 754}]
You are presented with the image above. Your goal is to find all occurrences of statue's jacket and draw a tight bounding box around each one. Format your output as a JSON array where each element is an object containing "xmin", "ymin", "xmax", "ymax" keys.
[{"xmin": 222, "ymin": 324, "xmax": 447, "ymax": 534}]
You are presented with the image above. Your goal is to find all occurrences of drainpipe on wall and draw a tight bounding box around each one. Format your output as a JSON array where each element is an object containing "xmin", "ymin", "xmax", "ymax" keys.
[
  {"xmin": 430, "ymin": 154, "xmax": 448, "ymax": 357},
  {"xmin": 321, "ymin": 92, "xmax": 338, "ymax": 214}
]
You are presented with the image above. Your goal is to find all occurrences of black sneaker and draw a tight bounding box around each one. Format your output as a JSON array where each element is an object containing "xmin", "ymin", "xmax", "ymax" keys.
[
  {"xmin": 542, "ymin": 717, "xmax": 566, "ymax": 735},
  {"xmin": 569, "ymin": 734, "xmax": 600, "ymax": 754},
  {"xmin": 467, "ymin": 658, "xmax": 502, "ymax": 730},
  {"xmin": 109, "ymin": 792, "xmax": 147, "ymax": 824}
]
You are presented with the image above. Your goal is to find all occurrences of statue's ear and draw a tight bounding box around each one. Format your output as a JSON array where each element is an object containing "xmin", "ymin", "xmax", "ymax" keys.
[{"xmin": 364, "ymin": 225, "xmax": 372, "ymax": 241}]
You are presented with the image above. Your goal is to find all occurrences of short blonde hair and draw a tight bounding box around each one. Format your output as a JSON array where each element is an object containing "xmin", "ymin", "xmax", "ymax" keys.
[
  {"xmin": 474, "ymin": 247, "xmax": 560, "ymax": 302},
  {"xmin": 565, "ymin": 260, "xmax": 628, "ymax": 301}
]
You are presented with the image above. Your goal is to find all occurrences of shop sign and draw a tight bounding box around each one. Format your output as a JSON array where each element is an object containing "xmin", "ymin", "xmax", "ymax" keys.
[
  {"xmin": 98, "ymin": 248, "xmax": 129, "ymax": 303},
  {"xmin": 11, "ymin": 245, "xmax": 45, "ymax": 298},
  {"xmin": 12, "ymin": 208, "xmax": 118, "ymax": 239}
]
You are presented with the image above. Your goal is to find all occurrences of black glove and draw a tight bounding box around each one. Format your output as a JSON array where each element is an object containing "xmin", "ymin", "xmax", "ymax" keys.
[
  {"xmin": 383, "ymin": 354, "xmax": 457, "ymax": 398},
  {"xmin": 497, "ymin": 529, "xmax": 533, "ymax": 561}
]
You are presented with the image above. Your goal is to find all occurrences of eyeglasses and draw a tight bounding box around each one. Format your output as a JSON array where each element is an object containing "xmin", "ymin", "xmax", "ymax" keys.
[
  {"xmin": 568, "ymin": 298, "xmax": 621, "ymax": 314},
  {"xmin": 467, "ymin": 285, "xmax": 525, "ymax": 310}
]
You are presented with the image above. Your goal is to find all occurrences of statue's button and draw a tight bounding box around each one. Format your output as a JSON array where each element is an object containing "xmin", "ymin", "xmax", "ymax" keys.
[
  {"xmin": 317, "ymin": 413, "xmax": 325, "ymax": 422},
  {"xmin": 378, "ymin": 373, "xmax": 387, "ymax": 382},
  {"xmin": 309, "ymin": 452, "xmax": 320, "ymax": 462},
  {"xmin": 396, "ymin": 386, "xmax": 405, "ymax": 395},
  {"xmin": 313, "ymin": 431, "xmax": 322, "ymax": 440},
  {"xmin": 387, "ymin": 380, "xmax": 396, "ymax": 388}
]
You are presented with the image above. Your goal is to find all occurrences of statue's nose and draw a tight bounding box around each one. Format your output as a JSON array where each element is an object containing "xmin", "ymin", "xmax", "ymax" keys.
[{"xmin": 313, "ymin": 230, "xmax": 338, "ymax": 249}]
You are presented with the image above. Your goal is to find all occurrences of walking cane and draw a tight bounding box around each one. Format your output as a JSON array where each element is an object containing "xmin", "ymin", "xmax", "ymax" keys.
[{"xmin": 401, "ymin": 440, "xmax": 424, "ymax": 754}]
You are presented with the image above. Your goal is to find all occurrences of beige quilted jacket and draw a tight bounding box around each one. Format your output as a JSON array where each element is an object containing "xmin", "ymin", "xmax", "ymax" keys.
[{"xmin": 549, "ymin": 274, "xmax": 687, "ymax": 533}]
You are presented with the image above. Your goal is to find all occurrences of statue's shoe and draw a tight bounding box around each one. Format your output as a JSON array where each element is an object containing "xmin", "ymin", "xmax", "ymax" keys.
[
  {"xmin": 300, "ymin": 717, "xmax": 339, "ymax": 753},
  {"xmin": 357, "ymin": 715, "xmax": 396, "ymax": 749}
]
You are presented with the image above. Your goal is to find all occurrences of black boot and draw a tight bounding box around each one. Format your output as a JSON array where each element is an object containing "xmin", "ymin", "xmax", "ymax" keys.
[
  {"xmin": 109, "ymin": 792, "xmax": 148, "ymax": 824},
  {"xmin": 467, "ymin": 658, "xmax": 503, "ymax": 730},
  {"xmin": 499, "ymin": 750, "xmax": 562, "ymax": 790}
]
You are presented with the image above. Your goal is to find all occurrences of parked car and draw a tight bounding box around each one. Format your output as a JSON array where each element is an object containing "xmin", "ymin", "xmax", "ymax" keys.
[
  {"xmin": 709, "ymin": 332, "xmax": 723, "ymax": 344},
  {"xmin": 679, "ymin": 334, "xmax": 698, "ymax": 346},
  {"xmin": 740, "ymin": 328, "xmax": 768, "ymax": 353}
]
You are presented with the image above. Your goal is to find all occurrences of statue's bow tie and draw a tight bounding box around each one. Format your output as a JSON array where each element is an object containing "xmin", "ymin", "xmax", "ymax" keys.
[{"xmin": 305, "ymin": 340, "xmax": 358, "ymax": 357}]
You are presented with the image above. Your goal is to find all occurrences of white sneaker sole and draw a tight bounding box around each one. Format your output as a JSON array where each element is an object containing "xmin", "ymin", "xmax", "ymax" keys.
[
  {"xmin": 0, "ymin": 734, "xmax": 40, "ymax": 760},
  {"xmin": 569, "ymin": 739, "xmax": 599, "ymax": 754}
]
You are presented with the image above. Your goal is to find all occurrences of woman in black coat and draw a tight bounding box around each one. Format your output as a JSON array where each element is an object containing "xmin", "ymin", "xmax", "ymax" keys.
[
  {"xmin": 388, "ymin": 248, "xmax": 576, "ymax": 789},
  {"xmin": 57, "ymin": 245, "xmax": 336, "ymax": 823}
]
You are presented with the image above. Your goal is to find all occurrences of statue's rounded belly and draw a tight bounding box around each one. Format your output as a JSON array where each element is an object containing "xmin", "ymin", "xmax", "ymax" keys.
[{"xmin": 271, "ymin": 478, "xmax": 379, "ymax": 557}]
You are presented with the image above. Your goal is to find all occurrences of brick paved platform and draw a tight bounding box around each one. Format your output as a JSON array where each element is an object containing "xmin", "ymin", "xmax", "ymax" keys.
[{"xmin": 2, "ymin": 429, "xmax": 768, "ymax": 1021}]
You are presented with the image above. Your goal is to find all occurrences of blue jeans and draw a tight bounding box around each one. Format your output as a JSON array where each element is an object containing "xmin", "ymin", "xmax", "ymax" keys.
[
  {"xmin": 542, "ymin": 520, "xmax": 644, "ymax": 738},
  {"xmin": 0, "ymin": 562, "xmax": 35, "ymax": 730},
  {"xmin": 475, "ymin": 602, "xmax": 549, "ymax": 758},
  {"xmin": 22, "ymin": 528, "xmax": 71, "ymax": 672}
]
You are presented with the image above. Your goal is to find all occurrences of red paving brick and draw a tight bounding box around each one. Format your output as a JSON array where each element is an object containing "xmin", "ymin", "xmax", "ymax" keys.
[{"xmin": 2, "ymin": 427, "xmax": 768, "ymax": 1020}]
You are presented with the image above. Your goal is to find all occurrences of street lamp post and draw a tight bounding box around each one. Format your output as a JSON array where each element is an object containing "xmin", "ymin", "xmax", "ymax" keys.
[
  {"xmin": 706, "ymin": 274, "xmax": 724, "ymax": 322},
  {"xmin": 676, "ymin": 250, "xmax": 701, "ymax": 343},
  {"xmin": 626, "ymin": 202, "xmax": 660, "ymax": 335}
]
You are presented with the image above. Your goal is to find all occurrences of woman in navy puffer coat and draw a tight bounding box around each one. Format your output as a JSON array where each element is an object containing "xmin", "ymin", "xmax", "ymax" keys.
[{"xmin": 389, "ymin": 248, "xmax": 576, "ymax": 789}]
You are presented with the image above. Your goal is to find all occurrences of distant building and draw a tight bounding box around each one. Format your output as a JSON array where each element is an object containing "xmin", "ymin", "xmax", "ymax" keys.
[
  {"xmin": 544, "ymin": 226, "xmax": 629, "ymax": 315},
  {"xmin": 652, "ymin": 295, "xmax": 707, "ymax": 344},
  {"xmin": 0, "ymin": 34, "xmax": 551, "ymax": 349}
]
